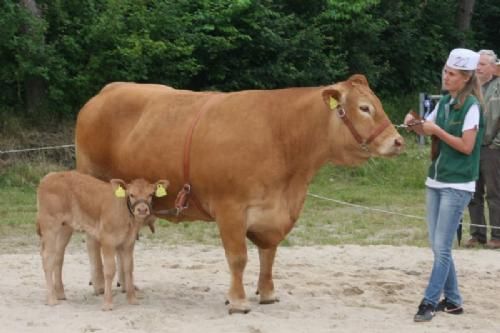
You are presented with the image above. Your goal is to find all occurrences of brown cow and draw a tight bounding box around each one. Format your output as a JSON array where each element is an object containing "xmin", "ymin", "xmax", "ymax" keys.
[
  {"xmin": 75, "ymin": 75, "xmax": 404, "ymax": 313},
  {"xmin": 36, "ymin": 171, "xmax": 169, "ymax": 310}
]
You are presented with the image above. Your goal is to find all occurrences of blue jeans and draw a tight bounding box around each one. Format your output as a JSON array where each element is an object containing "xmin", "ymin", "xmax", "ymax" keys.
[{"xmin": 423, "ymin": 187, "xmax": 472, "ymax": 307}]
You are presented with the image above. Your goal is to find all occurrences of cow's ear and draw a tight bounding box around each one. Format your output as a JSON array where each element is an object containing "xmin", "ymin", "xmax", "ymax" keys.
[
  {"xmin": 322, "ymin": 87, "xmax": 343, "ymax": 110},
  {"xmin": 110, "ymin": 179, "xmax": 127, "ymax": 198},
  {"xmin": 347, "ymin": 74, "xmax": 369, "ymax": 86}
]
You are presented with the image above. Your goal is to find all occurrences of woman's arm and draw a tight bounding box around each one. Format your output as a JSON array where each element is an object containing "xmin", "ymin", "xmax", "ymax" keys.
[{"xmin": 422, "ymin": 123, "xmax": 477, "ymax": 155}]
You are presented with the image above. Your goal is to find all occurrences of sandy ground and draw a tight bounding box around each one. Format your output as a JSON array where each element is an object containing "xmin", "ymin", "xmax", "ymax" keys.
[{"xmin": 1, "ymin": 239, "xmax": 499, "ymax": 333}]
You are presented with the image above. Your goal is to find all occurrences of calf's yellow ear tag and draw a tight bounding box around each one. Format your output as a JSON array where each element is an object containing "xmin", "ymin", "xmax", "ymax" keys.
[
  {"xmin": 115, "ymin": 185, "xmax": 126, "ymax": 198},
  {"xmin": 155, "ymin": 184, "xmax": 167, "ymax": 197},
  {"xmin": 329, "ymin": 97, "xmax": 338, "ymax": 110}
]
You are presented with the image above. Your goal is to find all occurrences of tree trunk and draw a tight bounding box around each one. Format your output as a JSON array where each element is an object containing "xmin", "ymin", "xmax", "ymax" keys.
[
  {"xmin": 456, "ymin": 0, "xmax": 476, "ymax": 46},
  {"xmin": 20, "ymin": 0, "xmax": 46, "ymax": 114}
]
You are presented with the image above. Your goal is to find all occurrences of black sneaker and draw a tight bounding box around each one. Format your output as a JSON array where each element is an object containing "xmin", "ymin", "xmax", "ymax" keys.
[
  {"xmin": 437, "ymin": 298, "xmax": 463, "ymax": 315},
  {"xmin": 414, "ymin": 302, "xmax": 435, "ymax": 322}
]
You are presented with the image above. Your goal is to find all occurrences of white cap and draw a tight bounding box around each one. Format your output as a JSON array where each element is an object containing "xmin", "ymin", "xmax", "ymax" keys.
[{"xmin": 446, "ymin": 48, "xmax": 480, "ymax": 70}]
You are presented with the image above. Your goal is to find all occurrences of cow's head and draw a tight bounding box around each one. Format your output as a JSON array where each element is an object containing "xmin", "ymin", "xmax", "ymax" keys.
[
  {"xmin": 321, "ymin": 74, "xmax": 404, "ymax": 165},
  {"xmin": 110, "ymin": 178, "xmax": 170, "ymax": 219}
]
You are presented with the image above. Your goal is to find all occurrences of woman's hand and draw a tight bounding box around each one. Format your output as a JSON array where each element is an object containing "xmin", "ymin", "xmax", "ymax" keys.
[
  {"xmin": 403, "ymin": 111, "xmax": 427, "ymax": 134},
  {"xmin": 403, "ymin": 112, "xmax": 416, "ymax": 126},
  {"xmin": 411, "ymin": 121, "xmax": 438, "ymax": 136}
]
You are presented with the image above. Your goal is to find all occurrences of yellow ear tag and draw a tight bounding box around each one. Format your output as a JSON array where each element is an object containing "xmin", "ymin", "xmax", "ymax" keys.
[
  {"xmin": 155, "ymin": 184, "xmax": 167, "ymax": 197},
  {"xmin": 329, "ymin": 97, "xmax": 338, "ymax": 110},
  {"xmin": 114, "ymin": 185, "xmax": 126, "ymax": 198}
]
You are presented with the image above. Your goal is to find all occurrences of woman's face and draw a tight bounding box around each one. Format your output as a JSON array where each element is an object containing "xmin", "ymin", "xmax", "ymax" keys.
[{"xmin": 443, "ymin": 65, "xmax": 468, "ymax": 95}]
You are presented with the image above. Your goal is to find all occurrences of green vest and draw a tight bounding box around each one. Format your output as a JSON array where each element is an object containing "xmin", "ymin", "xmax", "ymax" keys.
[{"xmin": 428, "ymin": 94, "xmax": 484, "ymax": 183}]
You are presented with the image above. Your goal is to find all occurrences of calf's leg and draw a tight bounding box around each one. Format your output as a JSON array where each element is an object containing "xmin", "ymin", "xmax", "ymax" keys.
[
  {"xmin": 39, "ymin": 224, "xmax": 59, "ymax": 306},
  {"xmin": 53, "ymin": 225, "xmax": 73, "ymax": 300},
  {"xmin": 86, "ymin": 235, "xmax": 104, "ymax": 295},
  {"xmin": 119, "ymin": 245, "xmax": 139, "ymax": 305},
  {"xmin": 101, "ymin": 245, "xmax": 117, "ymax": 311}
]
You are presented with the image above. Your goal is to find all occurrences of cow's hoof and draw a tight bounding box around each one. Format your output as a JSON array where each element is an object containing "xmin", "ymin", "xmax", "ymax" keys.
[
  {"xmin": 259, "ymin": 297, "xmax": 279, "ymax": 304},
  {"xmin": 228, "ymin": 306, "xmax": 251, "ymax": 315},
  {"xmin": 256, "ymin": 290, "xmax": 279, "ymax": 304},
  {"xmin": 226, "ymin": 300, "xmax": 251, "ymax": 314}
]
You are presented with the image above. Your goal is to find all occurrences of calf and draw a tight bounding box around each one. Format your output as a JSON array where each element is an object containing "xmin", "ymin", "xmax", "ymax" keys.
[{"xmin": 36, "ymin": 171, "xmax": 169, "ymax": 310}]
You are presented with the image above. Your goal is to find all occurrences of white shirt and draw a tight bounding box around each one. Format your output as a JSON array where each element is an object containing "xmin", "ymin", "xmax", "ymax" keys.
[{"xmin": 424, "ymin": 99, "xmax": 480, "ymax": 192}]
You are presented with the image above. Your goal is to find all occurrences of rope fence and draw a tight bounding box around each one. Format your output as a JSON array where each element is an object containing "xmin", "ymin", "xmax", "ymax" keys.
[
  {"xmin": 0, "ymin": 144, "xmax": 75, "ymax": 155},
  {"xmin": 307, "ymin": 192, "xmax": 500, "ymax": 231},
  {"xmin": 1, "ymin": 143, "xmax": 498, "ymax": 231}
]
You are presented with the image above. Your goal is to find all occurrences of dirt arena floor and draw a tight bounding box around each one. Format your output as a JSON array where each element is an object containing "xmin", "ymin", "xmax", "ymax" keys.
[{"xmin": 1, "ymin": 237, "xmax": 499, "ymax": 333}]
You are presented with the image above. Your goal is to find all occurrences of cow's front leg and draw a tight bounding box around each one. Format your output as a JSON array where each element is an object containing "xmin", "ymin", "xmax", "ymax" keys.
[
  {"xmin": 216, "ymin": 211, "xmax": 250, "ymax": 314},
  {"xmin": 257, "ymin": 246, "xmax": 279, "ymax": 304}
]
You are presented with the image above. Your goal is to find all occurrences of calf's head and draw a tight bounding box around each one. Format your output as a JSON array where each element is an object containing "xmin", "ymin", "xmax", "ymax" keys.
[
  {"xmin": 322, "ymin": 74, "xmax": 404, "ymax": 165},
  {"xmin": 110, "ymin": 178, "xmax": 170, "ymax": 219}
]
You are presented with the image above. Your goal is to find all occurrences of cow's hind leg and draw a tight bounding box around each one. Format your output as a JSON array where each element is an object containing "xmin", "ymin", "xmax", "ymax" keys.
[
  {"xmin": 257, "ymin": 247, "xmax": 279, "ymax": 304},
  {"xmin": 246, "ymin": 206, "xmax": 292, "ymax": 305},
  {"xmin": 215, "ymin": 205, "xmax": 251, "ymax": 314}
]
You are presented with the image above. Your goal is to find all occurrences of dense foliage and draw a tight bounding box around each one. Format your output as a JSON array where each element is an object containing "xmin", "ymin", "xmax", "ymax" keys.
[{"xmin": 0, "ymin": 0, "xmax": 498, "ymax": 120}]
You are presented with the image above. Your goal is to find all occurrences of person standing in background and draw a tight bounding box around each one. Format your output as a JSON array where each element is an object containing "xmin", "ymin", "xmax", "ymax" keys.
[
  {"xmin": 405, "ymin": 48, "xmax": 484, "ymax": 322},
  {"xmin": 466, "ymin": 49, "xmax": 500, "ymax": 249}
]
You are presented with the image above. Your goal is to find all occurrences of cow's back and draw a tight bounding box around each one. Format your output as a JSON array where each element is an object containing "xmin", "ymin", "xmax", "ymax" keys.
[
  {"xmin": 75, "ymin": 83, "xmax": 326, "ymax": 220},
  {"xmin": 76, "ymin": 83, "xmax": 206, "ymax": 181}
]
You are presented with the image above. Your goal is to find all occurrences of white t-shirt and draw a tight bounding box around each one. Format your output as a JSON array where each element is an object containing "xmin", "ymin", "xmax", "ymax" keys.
[{"xmin": 424, "ymin": 99, "xmax": 480, "ymax": 192}]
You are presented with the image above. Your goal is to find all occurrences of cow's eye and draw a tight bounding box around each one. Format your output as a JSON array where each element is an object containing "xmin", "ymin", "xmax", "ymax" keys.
[{"xmin": 360, "ymin": 105, "xmax": 370, "ymax": 113}]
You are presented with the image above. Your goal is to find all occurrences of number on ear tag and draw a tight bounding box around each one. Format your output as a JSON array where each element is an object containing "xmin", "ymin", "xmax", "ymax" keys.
[
  {"xmin": 155, "ymin": 184, "xmax": 167, "ymax": 197},
  {"xmin": 329, "ymin": 97, "xmax": 338, "ymax": 110},
  {"xmin": 115, "ymin": 185, "xmax": 126, "ymax": 198}
]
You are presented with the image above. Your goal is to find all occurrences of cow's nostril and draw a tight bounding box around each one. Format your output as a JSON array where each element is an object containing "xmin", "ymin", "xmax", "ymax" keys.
[{"xmin": 394, "ymin": 138, "xmax": 403, "ymax": 147}]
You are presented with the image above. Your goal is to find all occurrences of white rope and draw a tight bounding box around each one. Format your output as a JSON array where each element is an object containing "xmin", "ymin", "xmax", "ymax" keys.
[
  {"xmin": 307, "ymin": 192, "xmax": 500, "ymax": 230},
  {"xmin": 0, "ymin": 144, "xmax": 75, "ymax": 154},
  {"xmin": 307, "ymin": 192, "xmax": 425, "ymax": 220}
]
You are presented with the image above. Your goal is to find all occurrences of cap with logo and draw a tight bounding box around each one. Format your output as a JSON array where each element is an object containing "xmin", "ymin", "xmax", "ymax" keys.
[{"xmin": 446, "ymin": 48, "xmax": 480, "ymax": 70}]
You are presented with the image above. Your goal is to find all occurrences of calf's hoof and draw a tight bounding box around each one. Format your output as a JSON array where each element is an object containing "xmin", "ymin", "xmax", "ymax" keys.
[
  {"xmin": 93, "ymin": 287, "xmax": 105, "ymax": 295},
  {"xmin": 101, "ymin": 303, "xmax": 113, "ymax": 311},
  {"xmin": 46, "ymin": 298, "xmax": 59, "ymax": 306},
  {"xmin": 127, "ymin": 297, "xmax": 140, "ymax": 305}
]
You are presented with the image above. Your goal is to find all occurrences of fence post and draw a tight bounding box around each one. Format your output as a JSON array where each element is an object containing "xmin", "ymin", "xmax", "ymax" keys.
[{"xmin": 418, "ymin": 92, "xmax": 425, "ymax": 145}]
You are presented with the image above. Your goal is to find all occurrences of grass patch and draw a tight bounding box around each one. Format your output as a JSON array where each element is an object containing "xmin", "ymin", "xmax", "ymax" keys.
[{"xmin": 0, "ymin": 135, "xmax": 474, "ymax": 248}]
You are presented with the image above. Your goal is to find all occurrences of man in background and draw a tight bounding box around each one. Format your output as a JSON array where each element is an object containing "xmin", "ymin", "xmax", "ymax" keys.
[{"xmin": 466, "ymin": 49, "xmax": 500, "ymax": 249}]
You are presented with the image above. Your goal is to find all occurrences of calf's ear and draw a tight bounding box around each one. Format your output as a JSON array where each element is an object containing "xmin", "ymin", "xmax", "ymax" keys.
[
  {"xmin": 154, "ymin": 180, "xmax": 170, "ymax": 197},
  {"xmin": 110, "ymin": 179, "xmax": 127, "ymax": 198}
]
